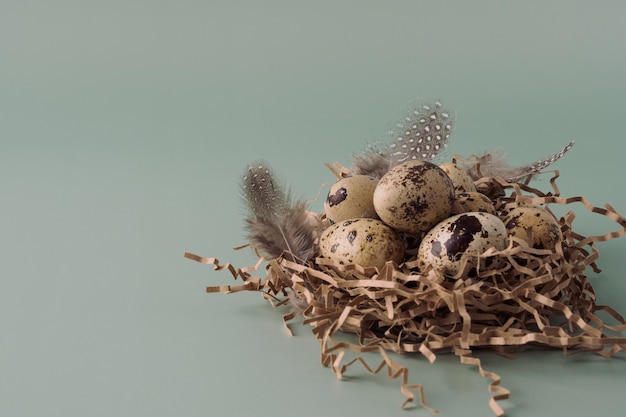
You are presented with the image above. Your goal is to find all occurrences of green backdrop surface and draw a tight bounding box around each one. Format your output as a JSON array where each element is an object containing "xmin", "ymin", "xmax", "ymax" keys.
[{"xmin": 2, "ymin": 1, "xmax": 625, "ymax": 416}]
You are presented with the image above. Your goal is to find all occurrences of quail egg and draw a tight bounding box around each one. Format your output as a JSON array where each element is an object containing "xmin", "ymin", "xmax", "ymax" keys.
[
  {"xmin": 417, "ymin": 212, "xmax": 508, "ymax": 276},
  {"xmin": 502, "ymin": 206, "xmax": 563, "ymax": 249},
  {"xmin": 373, "ymin": 160, "xmax": 456, "ymax": 234},
  {"xmin": 439, "ymin": 162, "xmax": 477, "ymax": 193},
  {"xmin": 324, "ymin": 175, "xmax": 378, "ymax": 224},
  {"xmin": 455, "ymin": 192, "xmax": 496, "ymax": 215},
  {"xmin": 318, "ymin": 218, "xmax": 405, "ymax": 270}
]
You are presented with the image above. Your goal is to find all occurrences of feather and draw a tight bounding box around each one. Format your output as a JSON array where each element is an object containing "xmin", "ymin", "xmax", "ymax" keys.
[
  {"xmin": 387, "ymin": 99, "xmax": 455, "ymax": 167},
  {"xmin": 351, "ymin": 99, "xmax": 573, "ymax": 184},
  {"xmin": 467, "ymin": 140, "xmax": 575, "ymax": 182},
  {"xmin": 241, "ymin": 160, "xmax": 319, "ymax": 263},
  {"xmin": 350, "ymin": 143, "xmax": 392, "ymax": 180},
  {"xmin": 350, "ymin": 99, "xmax": 453, "ymax": 178},
  {"xmin": 288, "ymin": 291, "xmax": 310, "ymax": 316}
]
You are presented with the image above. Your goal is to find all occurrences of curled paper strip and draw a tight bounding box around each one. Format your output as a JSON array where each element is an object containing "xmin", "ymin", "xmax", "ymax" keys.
[{"xmin": 186, "ymin": 167, "xmax": 626, "ymax": 416}]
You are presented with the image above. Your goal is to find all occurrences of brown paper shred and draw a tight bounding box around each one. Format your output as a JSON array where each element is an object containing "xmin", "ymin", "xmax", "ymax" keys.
[
  {"xmin": 187, "ymin": 166, "xmax": 626, "ymax": 416},
  {"xmin": 324, "ymin": 161, "xmax": 354, "ymax": 180},
  {"xmin": 455, "ymin": 347, "xmax": 510, "ymax": 417}
]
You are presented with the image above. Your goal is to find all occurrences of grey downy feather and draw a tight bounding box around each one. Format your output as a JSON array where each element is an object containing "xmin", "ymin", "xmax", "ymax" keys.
[
  {"xmin": 241, "ymin": 160, "xmax": 319, "ymax": 263},
  {"xmin": 467, "ymin": 140, "xmax": 575, "ymax": 182}
]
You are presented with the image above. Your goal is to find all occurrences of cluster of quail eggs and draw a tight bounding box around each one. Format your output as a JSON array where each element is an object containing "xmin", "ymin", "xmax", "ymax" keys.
[{"xmin": 319, "ymin": 160, "xmax": 562, "ymax": 277}]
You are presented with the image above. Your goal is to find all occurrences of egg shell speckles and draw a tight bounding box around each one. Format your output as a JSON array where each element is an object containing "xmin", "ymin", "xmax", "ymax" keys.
[
  {"xmin": 324, "ymin": 175, "xmax": 379, "ymax": 224},
  {"xmin": 373, "ymin": 160, "xmax": 456, "ymax": 234},
  {"xmin": 418, "ymin": 212, "xmax": 508, "ymax": 277},
  {"xmin": 439, "ymin": 162, "xmax": 477, "ymax": 193},
  {"xmin": 503, "ymin": 206, "xmax": 563, "ymax": 249},
  {"xmin": 455, "ymin": 192, "xmax": 496, "ymax": 214},
  {"xmin": 318, "ymin": 218, "xmax": 405, "ymax": 270}
]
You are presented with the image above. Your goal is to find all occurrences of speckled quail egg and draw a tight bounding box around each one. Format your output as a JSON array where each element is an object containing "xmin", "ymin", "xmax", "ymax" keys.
[
  {"xmin": 318, "ymin": 218, "xmax": 405, "ymax": 270},
  {"xmin": 455, "ymin": 192, "xmax": 496, "ymax": 215},
  {"xmin": 324, "ymin": 175, "xmax": 378, "ymax": 224},
  {"xmin": 439, "ymin": 162, "xmax": 477, "ymax": 193},
  {"xmin": 417, "ymin": 212, "xmax": 508, "ymax": 277},
  {"xmin": 373, "ymin": 160, "xmax": 456, "ymax": 234},
  {"xmin": 502, "ymin": 206, "xmax": 563, "ymax": 249}
]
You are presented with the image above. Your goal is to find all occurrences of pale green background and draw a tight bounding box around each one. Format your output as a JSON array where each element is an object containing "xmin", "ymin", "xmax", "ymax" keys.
[{"xmin": 2, "ymin": 1, "xmax": 625, "ymax": 416}]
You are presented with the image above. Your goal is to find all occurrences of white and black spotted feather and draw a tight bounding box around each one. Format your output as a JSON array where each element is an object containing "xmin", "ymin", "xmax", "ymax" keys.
[
  {"xmin": 387, "ymin": 99, "xmax": 454, "ymax": 166},
  {"xmin": 351, "ymin": 100, "xmax": 454, "ymax": 178},
  {"xmin": 352, "ymin": 99, "xmax": 574, "ymax": 183}
]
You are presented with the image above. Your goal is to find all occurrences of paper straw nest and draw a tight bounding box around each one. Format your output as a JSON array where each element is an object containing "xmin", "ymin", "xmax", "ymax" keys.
[{"xmin": 186, "ymin": 158, "xmax": 626, "ymax": 416}]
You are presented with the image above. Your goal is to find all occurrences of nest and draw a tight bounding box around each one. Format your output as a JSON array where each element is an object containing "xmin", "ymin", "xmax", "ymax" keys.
[{"xmin": 186, "ymin": 162, "xmax": 626, "ymax": 416}]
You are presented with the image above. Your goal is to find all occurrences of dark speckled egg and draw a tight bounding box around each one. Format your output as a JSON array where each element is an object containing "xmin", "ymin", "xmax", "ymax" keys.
[
  {"xmin": 418, "ymin": 212, "xmax": 507, "ymax": 277},
  {"xmin": 455, "ymin": 192, "xmax": 496, "ymax": 214},
  {"xmin": 439, "ymin": 162, "xmax": 477, "ymax": 193},
  {"xmin": 324, "ymin": 175, "xmax": 379, "ymax": 224},
  {"xmin": 318, "ymin": 218, "xmax": 405, "ymax": 270},
  {"xmin": 503, "ymin": 206, "xmax": 563, "ymax": 249},
  {"xmin": 373, "ymin": 160, "xmax": 456, "ymax": 233}
]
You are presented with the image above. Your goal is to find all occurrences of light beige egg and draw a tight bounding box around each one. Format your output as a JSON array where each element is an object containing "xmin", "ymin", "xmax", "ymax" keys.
[
  {"xmin": 439, "ymin": 162, "xmax": 477, "ymax": 193},
  {"xmin": 324, "ymin": 175, "xmax": 378, "ymax": 224},
  {"xmin": 373, "ymin": 160, "xmax": 456, "ymax": 234},
  {"xmin": 417, "ymin": 212, "xmax": 508, "ymax": 277},
  {"xmin": 455, "ymin": 192, "xmax": 496, "ymax": 215},
  {"xmin": 502, "ymin": 206, "xmax": 563, "ymax": 249},
  {"xmin": 318, "ymin": 218, "xmax": 405, "ymax": 270}
]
